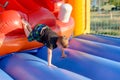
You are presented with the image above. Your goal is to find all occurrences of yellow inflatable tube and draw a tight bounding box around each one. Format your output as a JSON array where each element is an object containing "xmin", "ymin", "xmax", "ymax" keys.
[{"xmin": 65, "ymin": 0, "xmax": 90, "ymax": 36}]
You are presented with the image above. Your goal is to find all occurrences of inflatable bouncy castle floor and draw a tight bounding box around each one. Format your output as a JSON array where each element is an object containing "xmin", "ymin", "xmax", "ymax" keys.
[
  {"xmin": 0, "ymin": 0, "xmax": 120, "ymax": 80},
  {"xmin": 1, "ymin": 34, "xmax": 120, "ymax": 80}
]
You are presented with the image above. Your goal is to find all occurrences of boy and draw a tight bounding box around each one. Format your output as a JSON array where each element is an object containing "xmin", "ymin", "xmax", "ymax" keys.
[{"xmin": 22, "ymin": 19, "xmax": 69, "ymax": 66}]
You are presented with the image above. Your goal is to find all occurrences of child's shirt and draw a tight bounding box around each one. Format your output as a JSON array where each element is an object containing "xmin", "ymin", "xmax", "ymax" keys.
[{"xmin": 28, "ymin": 24, "xmax": 58, "ymax": 49}]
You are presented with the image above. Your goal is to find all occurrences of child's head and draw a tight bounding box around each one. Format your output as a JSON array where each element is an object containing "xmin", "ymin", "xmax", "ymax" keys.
[{"xmin": 59, "ymin": 36, "xmax": 69, "ymax": 48}]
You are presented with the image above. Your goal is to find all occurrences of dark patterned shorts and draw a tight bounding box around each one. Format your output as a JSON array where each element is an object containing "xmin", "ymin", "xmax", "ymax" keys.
[{"xmin": 28, "ymin": 24, "xmax": 48, "ymax": 42}]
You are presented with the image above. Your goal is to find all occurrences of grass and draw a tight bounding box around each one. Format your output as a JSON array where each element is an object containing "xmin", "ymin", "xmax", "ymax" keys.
[{"xmin": 90, "ymin": 11, "xmax": 120, "ymax": 37}]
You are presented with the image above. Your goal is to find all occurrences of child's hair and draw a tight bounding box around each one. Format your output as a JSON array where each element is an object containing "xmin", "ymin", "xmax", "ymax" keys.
[{"xmin": 59, "ymin": 36, "xmax": 69, "ymax": 48}]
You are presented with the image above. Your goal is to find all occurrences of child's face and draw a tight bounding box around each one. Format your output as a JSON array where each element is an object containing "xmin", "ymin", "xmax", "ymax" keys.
[
  {"xmin": 63, "ymin": 39, "xmax": 69, "ymax": 48},
  {"xmin": 61, "ymin": 37, "xmax": 69, "ymax": 48},
  {"xmin": 57, "ymin": 36, "xmax": 69, "ymax": 48}
]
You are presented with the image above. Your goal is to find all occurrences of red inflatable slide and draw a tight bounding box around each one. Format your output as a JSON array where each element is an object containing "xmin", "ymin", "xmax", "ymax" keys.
[{"xmin": 0, "ymin": 0, "xmax": 74, "ymax": 56}]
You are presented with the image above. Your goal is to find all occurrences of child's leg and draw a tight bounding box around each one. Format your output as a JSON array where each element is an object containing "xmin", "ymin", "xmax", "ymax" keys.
[
  {"xmin": 22, "ymin": 19, "xmax": 32, "ymax": 37},
  {"xmin": 61, "ymin": 47, "xmax": 67, "ymax": 58}
]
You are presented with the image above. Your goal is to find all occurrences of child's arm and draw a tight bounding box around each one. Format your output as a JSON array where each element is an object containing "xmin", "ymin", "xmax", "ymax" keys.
[
  {"xmin": 22, "ymin": 19, "xmax": 32, "ymax": 37},
  {"xmin": 61, "ymin": 47, "xmax": 67, "ymax": 58},
  {"xmin": 47, "ymin": 48, "xmax": 52, "ymax": 66}
]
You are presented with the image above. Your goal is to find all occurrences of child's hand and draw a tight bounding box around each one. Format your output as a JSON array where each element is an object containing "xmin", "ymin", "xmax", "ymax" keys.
[{"xmin": 61, "ymin": 52, "xmax": 67, "ymax": 58}]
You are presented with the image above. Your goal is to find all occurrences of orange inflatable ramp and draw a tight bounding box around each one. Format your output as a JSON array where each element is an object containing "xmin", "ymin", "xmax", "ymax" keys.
[{"xmin": 0, "ymin": 0, "xmax": 74, "ymax": 56}]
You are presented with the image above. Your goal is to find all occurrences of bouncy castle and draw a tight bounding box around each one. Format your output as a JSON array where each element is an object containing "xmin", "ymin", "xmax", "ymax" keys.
[{"xmin": 0, "ymin": 0, "xmax": 120, "ymax": 80}]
